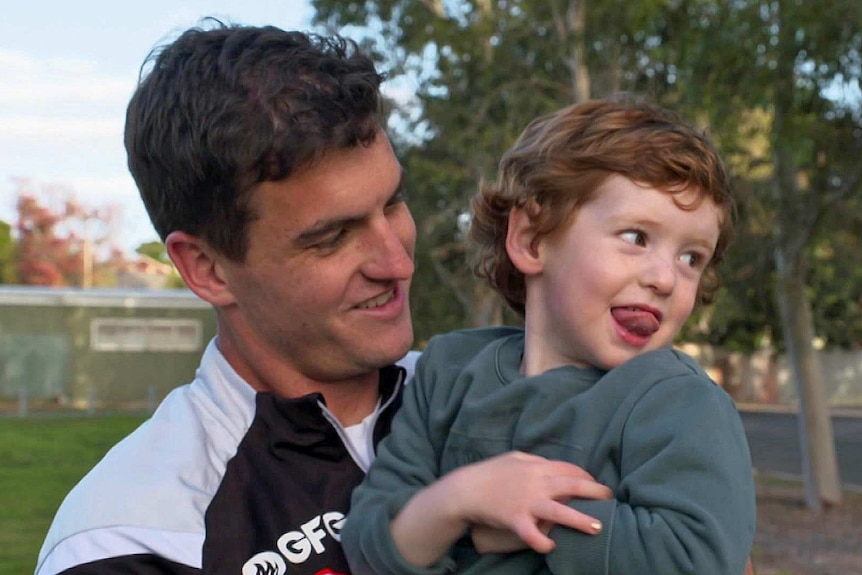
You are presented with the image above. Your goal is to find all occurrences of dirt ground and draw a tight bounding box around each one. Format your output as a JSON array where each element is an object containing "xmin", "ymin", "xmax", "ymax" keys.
[{"xmin": 751, "ymin": 479, "xmax": 862, "ymax": 574}]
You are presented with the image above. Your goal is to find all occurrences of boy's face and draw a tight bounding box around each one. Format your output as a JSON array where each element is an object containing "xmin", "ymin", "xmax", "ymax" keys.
[
  {"xmin": 213, "ymin": 133, "xmax": 416, "ymax": 389},
  {"xmin": 526, "ymin": 174, "xmax": 721, "ymax": 373}
]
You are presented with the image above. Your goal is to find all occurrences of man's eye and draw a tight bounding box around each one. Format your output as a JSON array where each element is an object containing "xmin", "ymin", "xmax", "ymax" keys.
[
  {"xmin": 620, "ymin": 230, "xmax": 646, "ymax": 246},
  {"xmin": 316, "ymin": 230, "xmax": 347, "ymax": 249},
  {"xmin": 385, "ymin": 189, "xmax": 408, "ymax": 211}
]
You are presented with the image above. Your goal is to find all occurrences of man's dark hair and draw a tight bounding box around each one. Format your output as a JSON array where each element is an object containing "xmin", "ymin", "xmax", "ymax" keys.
[{"xmin": 125, "ymin": 20, "xmax": 386, "ymax": 261}]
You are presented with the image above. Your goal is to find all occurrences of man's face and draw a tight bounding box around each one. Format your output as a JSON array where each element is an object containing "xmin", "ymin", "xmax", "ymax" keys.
[{"xmin": 216, "ymin": 133, "xmax": 415, "ymax": 390}]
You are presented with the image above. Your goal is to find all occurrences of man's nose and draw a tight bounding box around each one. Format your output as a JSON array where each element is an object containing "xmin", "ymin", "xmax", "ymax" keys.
[{"xmin": 362, "ymin": 217, "xmax": 415, "ymax": 280}]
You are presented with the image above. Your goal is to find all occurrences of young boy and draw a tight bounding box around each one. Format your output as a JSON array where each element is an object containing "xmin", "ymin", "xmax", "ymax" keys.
[{"xmin": 341, "ymin": 98, "xmax": 756, "ymax": 575}]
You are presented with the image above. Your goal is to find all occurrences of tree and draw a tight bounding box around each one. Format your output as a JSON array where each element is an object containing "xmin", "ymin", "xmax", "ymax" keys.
[
  {"xmin": 666, "ymin": 0, "xmax": 862, "ymax": 510},
  {"xmin": 308, "ymin": 1, "xmax": 862, "ymax": 509},
  {"xmin": 136, "ymin": 241, "xmax": 171, "ymax": 265},
  {"xmin": 135, "ymin": 241, "xmax": 187, "ymax": 289},
  {"xmin": 311, "ymin": 0, "xmax": 670, "ymax": 337},
  {"xmin": 13, "ymin": 179, "xmax": 123, "ymax": 287},
  {"xmin": 0, "ymin": 220, "xmax": 18, "ymax": 284}
]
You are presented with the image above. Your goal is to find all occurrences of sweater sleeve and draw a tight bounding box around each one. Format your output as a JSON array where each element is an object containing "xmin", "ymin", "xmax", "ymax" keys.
[
  {"xmin": 547, "ymin": 375, "xmax": 756, "ymax": 575},
  {"xmin": 341, "ymin": 337, "xmax": 466, "ymax": 575},
  {"xmin": 40, "ymin": 553, "xmax": 200, "ymax": 575}
]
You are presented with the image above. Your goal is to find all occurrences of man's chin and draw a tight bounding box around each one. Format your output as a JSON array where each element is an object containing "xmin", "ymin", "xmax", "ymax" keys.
[{"xmin": 369, "ymin": 330, "xmax": 414, "ymax": 368}]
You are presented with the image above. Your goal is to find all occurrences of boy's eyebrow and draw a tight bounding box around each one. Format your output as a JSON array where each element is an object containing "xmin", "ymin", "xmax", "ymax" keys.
[
  {"xmin": 692, "ymin": 237, "xmax": 718, "ymax": 250},
  {"xmin": 293, "ymin": 170, "xmax": 405, "ymax": 246}
]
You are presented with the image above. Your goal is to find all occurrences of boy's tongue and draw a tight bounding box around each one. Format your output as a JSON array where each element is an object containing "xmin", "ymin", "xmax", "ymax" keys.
[{"xmin": 612, "ymin": 307, "xmax": 660, "ymax": 336}]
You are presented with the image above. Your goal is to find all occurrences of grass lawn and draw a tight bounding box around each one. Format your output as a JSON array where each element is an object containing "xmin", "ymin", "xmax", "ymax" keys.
[
  {"xmin": 0, "ymin": 414, "xmax": 147, "ymax": 575},
  {"xmin": 4, "ymin": 414, "xmax": 858, "ymax": 575}
]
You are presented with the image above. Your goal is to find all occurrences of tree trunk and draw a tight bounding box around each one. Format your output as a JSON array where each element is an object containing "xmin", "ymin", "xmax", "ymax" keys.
[
  {"xmin": 552, "ymin": 0, "xmax": 591, "ymax": 102},
  {"xmin": 770, "ymin": 0, "xmax": 842, "ymax": 510},
  {"xmin": 774, "ymin": 246, "xmax": 843, "ymax": 509},
  {"xmin": 568, "ymin": 0, "xmax": 590, "ymax": 102}
]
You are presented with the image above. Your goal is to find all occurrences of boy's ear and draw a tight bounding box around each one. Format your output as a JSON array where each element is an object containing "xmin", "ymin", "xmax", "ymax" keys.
[
  {"xmin": 506, "ymin": 205, "xmax": 544, "ymax": 276},
  {"xmin": 165, "ymin": 231, "xmax": 236, "ymax": 307}
]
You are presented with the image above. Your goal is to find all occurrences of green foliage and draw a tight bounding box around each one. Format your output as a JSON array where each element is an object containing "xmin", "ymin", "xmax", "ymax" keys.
[
  {"xmin": 164, "ymin": 273, "xmax": 189, "ymax": 289},
  {"xmin": 808, "ymin": 209, "xmax": 862, "ymax": 349},
  {"xmin": 0, "ymin": 415, "xmax": 146, "ymax": 575},
  {"xmin": 134, "ymin": 241, "xmax": 187, "ymax": 288},
  {"xmin": 669, "ymin": 0, "xmax": 862, "ymax": 351},
  {"xmin": 0, "ymin": 221, "xmax": 18, "ymax": 284},
  {"xmin": 311, "ymin": 0, "xmax": 862, "ymax": 351},
  {"xmin": 135, "ymin": 241, "xmax": 170, "ymax": 264}
]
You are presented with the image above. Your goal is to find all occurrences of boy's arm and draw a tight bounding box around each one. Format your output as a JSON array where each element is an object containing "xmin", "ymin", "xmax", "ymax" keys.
[
  {"xmin": 341, "ymin": 347, "xmax": 446, "ymax": 575},
  {"xmin": 342, "ymin": 341, "xmax": 611, "ymax": 575},
  {"xmin": 546, "ymin": 376, "xmax": 756, "ymax": 575},
  {"xmin": 390, "ymin": 451, "xmax": 610, "ymax": 563}
]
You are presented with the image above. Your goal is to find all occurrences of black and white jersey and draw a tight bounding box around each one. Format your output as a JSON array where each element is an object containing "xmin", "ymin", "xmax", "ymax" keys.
[{"xmin": 36, "ymin": 340, "xmax": 417, "ymax": 575}]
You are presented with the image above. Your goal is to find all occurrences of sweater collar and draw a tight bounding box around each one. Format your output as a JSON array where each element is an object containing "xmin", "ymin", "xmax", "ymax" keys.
[{"xmin": 494, "ymin": 331, "xmax": 606, "ymax": 385}]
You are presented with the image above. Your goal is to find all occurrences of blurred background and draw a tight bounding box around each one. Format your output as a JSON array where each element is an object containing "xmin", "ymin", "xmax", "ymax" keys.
[{"xmin": 1, "ymin": 1, "xmax": 861, "ymax": 574}]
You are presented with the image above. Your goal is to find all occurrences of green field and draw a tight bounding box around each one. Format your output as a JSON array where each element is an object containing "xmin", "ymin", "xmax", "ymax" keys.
[
  {"xmin": 4, "ymin": 414, "xmax": 857, "ymax": 575},
  {"xmin": 0, "ymin": 415, "xmax": 147, "ymax": 575}
]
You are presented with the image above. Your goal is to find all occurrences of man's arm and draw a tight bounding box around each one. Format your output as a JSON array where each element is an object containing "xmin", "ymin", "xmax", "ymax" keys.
[
  {"xmin": 37, "ymin": 527, "xmax": 202, "ymax": 575},
  {"xmin": 40, "ymin": 554, "xmax": 198, "ymax": 575}
]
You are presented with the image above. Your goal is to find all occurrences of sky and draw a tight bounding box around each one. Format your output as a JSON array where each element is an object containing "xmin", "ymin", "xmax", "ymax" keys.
[{"xmin": 1, "ymin": 0, "xmax": 317, "ymax": 255}]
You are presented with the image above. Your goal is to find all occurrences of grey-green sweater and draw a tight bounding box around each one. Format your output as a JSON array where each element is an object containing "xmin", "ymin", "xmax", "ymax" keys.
[{"xmin": 343, "ymin": 327, "xmax": 756, "ymax": 575}]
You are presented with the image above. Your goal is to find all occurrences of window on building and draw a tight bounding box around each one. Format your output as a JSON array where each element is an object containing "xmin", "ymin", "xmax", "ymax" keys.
[{"xmin": 90, "ymin": 318, "xmax": 202, "ymax": 352}]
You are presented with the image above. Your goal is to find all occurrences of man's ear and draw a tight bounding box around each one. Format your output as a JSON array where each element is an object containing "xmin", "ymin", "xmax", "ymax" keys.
[
  {"xmin": 165, "ymin": 231, "xmax": 236, "ymax": 307},
  {"xmin": 505, "ymin": 205, "xmax": 544, "ymax": 276}
]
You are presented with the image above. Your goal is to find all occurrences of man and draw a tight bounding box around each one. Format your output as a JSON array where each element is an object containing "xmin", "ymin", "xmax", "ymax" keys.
[{"xmin": 36, "ymin": 21, "xmax": 417, "ymax": 575}]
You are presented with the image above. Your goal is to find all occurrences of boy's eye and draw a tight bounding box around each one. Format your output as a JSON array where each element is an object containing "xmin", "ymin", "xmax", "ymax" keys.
[
  {"xmin": 620, "ymin": 230, "xmax": 646, "ymax": 246},
  {"xmin": 680, "ymin": 251, "xmax": 710, "ymax": 268},
  {"xmin": 679, "ymin": 252, "xmax": 699, "ymax": 267}
]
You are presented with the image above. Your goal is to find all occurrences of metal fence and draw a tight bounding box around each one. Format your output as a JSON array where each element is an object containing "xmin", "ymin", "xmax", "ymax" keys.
[{"xmin": 0, "ymin": 287, "xmax": 216, "ymax": 417}]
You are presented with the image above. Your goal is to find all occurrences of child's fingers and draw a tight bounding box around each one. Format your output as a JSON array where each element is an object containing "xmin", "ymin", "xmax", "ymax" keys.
[
  {"xmin": 532, "ymin": 499, "xmax": 604, "ymax": 536},
  {"xmin": 512, "ymin": 516, "xmax": 557, "ymax": 554},
  {"xmin": 548, "ymin": 475, "xmax": 613, "ymax": 501}
]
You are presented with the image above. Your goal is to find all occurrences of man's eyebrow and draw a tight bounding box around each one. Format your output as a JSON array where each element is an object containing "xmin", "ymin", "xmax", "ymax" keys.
[
  {"xmin": 294, "ymin": 169, "xmax": 406, "ymax": 246},
  {"xmin": 386, "ymin": 170, "xmax": 407, "ymax": 204},
  {"xmin": 294, "ymin": 215, "xmax": 359, "ymax": 246}
]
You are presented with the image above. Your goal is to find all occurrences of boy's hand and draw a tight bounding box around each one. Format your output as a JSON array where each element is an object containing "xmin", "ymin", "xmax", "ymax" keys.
[
  {"xmin": 472, "ymin": 522, "xmax": 552, "ymax": 554},
  {"xmin": 391, "ymin": 451, "xmax": 611, "ymax": 565},
  {"xmin": 453, "ymin": 451, "xmax": 612, "ymax": 554}
]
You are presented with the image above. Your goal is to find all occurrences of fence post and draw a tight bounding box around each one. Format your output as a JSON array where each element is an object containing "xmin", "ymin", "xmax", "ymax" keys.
[
  {"xmin": 18, "ymin": 386, "xmax": 28, "ymax": 418},
  {"xmin": 87, "ymin": 383, "xmax": 95, "ymax": 415}
]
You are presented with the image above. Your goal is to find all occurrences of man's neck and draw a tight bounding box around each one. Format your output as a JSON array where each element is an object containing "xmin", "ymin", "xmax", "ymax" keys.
[
  {"xmin": 318, "ymin": 377, "xmax": 382, "ymax": 426},
  {"xmin": 215, "ymin": 331, "xmax": 382, "ymax": 427}
]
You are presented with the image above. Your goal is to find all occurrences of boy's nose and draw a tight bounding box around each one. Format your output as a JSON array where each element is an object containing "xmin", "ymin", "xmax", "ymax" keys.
[{"xmin": 641, "ymin": 255, "xmax": 676, "ymax": 296}]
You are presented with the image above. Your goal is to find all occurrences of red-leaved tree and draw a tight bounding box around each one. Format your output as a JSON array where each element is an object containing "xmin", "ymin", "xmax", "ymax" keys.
[{"xmin": 14, "ymin": 179, "xmax": 121, "ymax": 287}]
